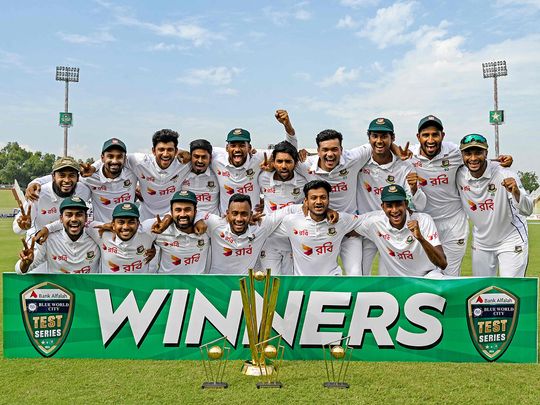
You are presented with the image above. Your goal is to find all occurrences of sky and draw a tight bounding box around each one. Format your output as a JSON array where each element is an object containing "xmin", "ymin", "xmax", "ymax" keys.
[{"xmin": 1, "ymin": 0, "xmax": 539, "ymax": 175}]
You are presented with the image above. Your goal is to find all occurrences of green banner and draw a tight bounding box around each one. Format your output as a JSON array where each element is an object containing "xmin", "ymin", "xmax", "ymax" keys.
[{"xmin": 3, "ymin": 273, "xmax": 537, "ymax": 363}]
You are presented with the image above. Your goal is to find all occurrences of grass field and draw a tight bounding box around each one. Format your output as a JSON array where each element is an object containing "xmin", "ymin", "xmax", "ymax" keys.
[{"xmin": 0, "ymin": 190, "xmax": 538, "ymax": 404}]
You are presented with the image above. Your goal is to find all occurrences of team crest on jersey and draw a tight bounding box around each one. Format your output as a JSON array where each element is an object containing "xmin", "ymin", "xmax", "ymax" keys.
[
  {"xmin": 328, "ymin": 227, "xmax": 336, "ymax": 236},
  {"xmin": 515, "ymin": 246, "xmax": 523, "ymax": 253},
  {"xmin": 86, "ymin": 251, "xmax": 95, "ymax": 259},
  {"xmin": 136, "ymin": 245, "xmax": 145, "ymax": 255},
  {"xmin": 441, "ymin": 159, "xmax": 450, "ymax": 171},
  {"xmin": 246, "ymin": 168, "xmax": 255, "ymax": 179},
  {"xmin": 457, "ymin": 239, "xmax": 465, "ymax": 246},
  {"xmin": 123, "ymin": 180, "xmax": 131, "ymax": 187},
  {"xmin": 20, "ymin": 282, "xmax": 75, "ymax": 357},
  {"xmin": 171, "ymin": 174, "xmax": 179, "ymax": 182},
  {"xmin": 386, "ymin": 175, "xmax": 395, "ymax": 183},
  {"xmin": 488, "ymin": 183, "xmax": 497, "ymax": 195},
  {"xmin": 292, "ymin": 187, "xmax": 301, "ymax": 196},
  {"xmin": 260, "ymin": 250, "xmax": 266, "ymax": 258},
  {"xmin": 248, "ymin": 234, "xmax": 256, "ymax": 242},
  {"xmin": 339, "ymin": 169, "xmax": 349, "ymax": 177},
  {"xmin": 197, "ymin": 239, "xmax": 205, "ymax": 248},
  {"xmin": 467, "ymin": 286, "xmax": 519, "ymax": 362},
  {"xmin": 207, "ymin": 181, "xmax": 215, "ymax": 189},
  {"xmin": 406, "ymin": 236, "xmax": 414, "ymax": 244}
]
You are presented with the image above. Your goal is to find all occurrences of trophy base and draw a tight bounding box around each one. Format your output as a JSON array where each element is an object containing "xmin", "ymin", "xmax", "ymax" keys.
[
  {"xmin": 201, "ymin": 382, "xmax": 228, "ymax": 389},
  {"xmin": 241, "ymin": 360, "xmax": 275, "ymax": 376},
  {"xmin": 256, "ymin": 381, "xmax": 282, "ymax": 389},
  {"xmin": 324, "ymin": 382, "xmax": 349, "ymax": 389}
]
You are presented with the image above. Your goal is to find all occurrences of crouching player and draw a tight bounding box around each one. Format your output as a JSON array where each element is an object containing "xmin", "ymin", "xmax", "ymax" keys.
[{"xmin": 16, "ymin": 196, "xmax": 100, "ymax": 274}]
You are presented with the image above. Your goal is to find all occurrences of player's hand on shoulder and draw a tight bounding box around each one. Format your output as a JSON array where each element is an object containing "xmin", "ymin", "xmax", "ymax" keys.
[
  {"xmin": 298, "ymin": 149, "xmax": 308, "ymax": 163},
  {"xmin": 144, "ymin": 245, "xmax": 156, "ymax": 264},
  {"xmin": 95, "ymin": 222, "xmax": 114, "ymax": 238},
  {"xmin": 326, "ymin": 209, "xmax": 339, "ymax": 224},
  {"xmin": 34, "ymin": 226, "xmax": 49, "ymax": 244},
  {"xmin": 177, "ymin": 150, "xmax": 191, "ymax": 164},
  {"xmin": 194, "ymin": 219, "xmax": 208, "ymax": 235}
]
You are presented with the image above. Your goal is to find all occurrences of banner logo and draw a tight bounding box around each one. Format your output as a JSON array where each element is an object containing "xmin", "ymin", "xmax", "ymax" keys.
[
  {"xmin": 20, "ymin": 282, "xmax": 75, "ymax": 357},
  {"xmin": 467, "ymin": 286, "xmax": 519, "ymax": 362}
]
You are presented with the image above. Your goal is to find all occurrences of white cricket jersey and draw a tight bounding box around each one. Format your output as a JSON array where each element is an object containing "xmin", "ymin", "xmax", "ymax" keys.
[
  {"xmin": 409, "ymin": 142, "xmax": 464, "ymax": 221},
  {"xmin": 142, "ymin": 219, "xmax": 210, "ymax": 274},
  {"xmin": 126, "ymin": 153, "xmax": 191, "ymax": 221},
  {"xmin": 259, "ymin": 170, "xmax": 309, "ymax": 214},
  {"xmin": 15, "ymin": 229, "xmax": 100, "ymax": 274},
  {"xmin": 84, "ymin": 221, "xmax": 157, "ymax": 273},
  {"xmin": 273, "ymin": 211, "xmax": 361, "ymax": 276},
  {"xmin": 356, "ymin": 155, "xmax": 426, "ymax": 213},
  {"xmin": 211, "ymin": 134, "xmax": 297, "ymax": 213},
  {"xmin": 456, "ymin": 161, "xmax": 532, "ymax": 251},
  {"xmin": 180, "ymin": 168, "xmax": 220, "ymax": 215},
  {"xmin": 304, "ymin": 144, "xmax": 372, "ymax": 213},
  {"xmin": 355, "ymin": 211, "xmax": 442, "ymax": 277},
  {"xmin": 81, "ymin": 165, "xmax": 137, "ymax": 222},
  {"xmin": 205, "ymin": 205, "xmax": 298, "ymax": 274},
  {"xmin": 13, "ymin": 181, "xmax": 91, "ymax": 237}
]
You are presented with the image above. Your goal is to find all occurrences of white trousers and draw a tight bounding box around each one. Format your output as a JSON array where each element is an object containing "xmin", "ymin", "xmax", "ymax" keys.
[
  {"xmin": 340, "ymin": 236, "xmax": 364, "ymax": 276},
  {"xmin": 472, "ymin": 244, "xmax": 528, "ymax": 277},
  {"xmin": 434, "ymin": 212, "xmax": 469, "ymax": 277}
]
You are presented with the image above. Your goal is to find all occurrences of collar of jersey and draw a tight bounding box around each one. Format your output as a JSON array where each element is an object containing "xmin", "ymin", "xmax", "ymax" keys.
[
  {"xmin": 167, "ymin": 223, "xmax": 199, "ymax": 238},
  {"xmin": 189, "ymin": 167, "xmax": 212, "ymax": 177},
  {"xmin": 224, "ymin": 154, "xmax": 252, "ymax": 169},
  {"xmin": 225, "ymin": 223, "xmax": 256, "ymax": 239},
  {"xmin": 152, "ymin": 157, "xmax": 178, "ymax": 174},
  {"xmin": 99, "ymin": 166, "xmax": 129, "ymax": 182},
  {"xmin": 304, "ymin": 212, "xmax": 329, "ymax": 224},
  {"xmin": 367, "ymin": 153, "xmax": 397, "ymax": 169}
]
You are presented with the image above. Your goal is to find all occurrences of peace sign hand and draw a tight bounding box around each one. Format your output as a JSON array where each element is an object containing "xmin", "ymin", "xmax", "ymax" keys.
[
  {"xmin": 151, "ymin": 214, "xmax": 171, "ymax": 234},
  {"xmin": 260, "ymin": 152, "xmax": 274, "ymax": 172},
  {"xmin": 79, "ymin": 162, "xmax": 96, "ymax": 177},
  {"xmin": 19, "ymin": 237, "xmax": 36, "ymax": 273},
  {"xmin": 397, "ymin": 141, "xmax": 412, "ymax": 160},
  {"xmin": 16, "ymin": 204, "xmax": 32, "ymax": 230}
]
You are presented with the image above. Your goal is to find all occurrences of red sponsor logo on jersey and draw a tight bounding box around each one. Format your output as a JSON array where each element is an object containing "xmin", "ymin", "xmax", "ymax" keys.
[
  {"xmin": 220, "ymin": 232, "xmax": 234, "ymax": 244},
  {"xmin": 237, "ymin": 182, "xmax": 254, "ymax": 194},
  {"xmin": 461, "ymin": 185, "xmax": 471, "ymax": 191},
  {"xmin": 413, "ymin": 161, "xmax": 422, "ymax": 168},
  {"xmin": 428, "ymin": 232, "xmax": 439, "ymax": 241},
  {"xmin": 269, "ymin": 201, "xmax": 278, "ymax": 211},
  {"xmin": 294, "ymin": 228, "xmax": 309, "ymax": 236},
  {"xmin": 396, "ymin": 250, "xmax": 414, "ymax": 260},
  {"xmin": 418, "ymin": 176, "xmax": 428, "ymax": 187},
  {"xmin": 302, "ymin": 244, "xmax": 313, "ymax": 256},
  {"xmin": 147, "ymin": 187, "xmax": 157, "ymax": 195},
  {"xmin": 377, "ymin": 231, "xmax": 390, "ymax": 240},
  {"xmin": 223, "ymin": 247, "xmax": 233, "ymax": 257},
  {"xmin": 52, "ymin": 255, "xmax": 68, "ymax": 261},
  {"xmin": 171, "ymin": 255, "xmax": 182, "ymax": 266},
  {"xmin": 477, "ymin": 199, "xmax": 494, "ymax": 211},
  {"xmin": 468, "ymin": 200, "xmax": 477, "ymax": 211},
  {"xmin": 270, "ymin": 201, "xmax": 293, "ymax": 211},
  {"xmin": 362, "ymin": 168, "xmax": 371, "ymax": 175},
  {"xmin": 387, "ymin": 248, "xmax": 396, "ymax": 257},
  {"xmin": 40, "ymin": 207, "xmax": 57, "ymax": 215},
  {"xmin": 429, "ymin": 174, "xmax": 449, "ymax": 186},
  {"xmin": 141, "ymin": 173, "xmax": 156, "ymax": 182},
  {"xmin": 331, "ymin": 182, "xmax": 348, "ymax": 193},
  {"xmin": 217, "ymin": 169, "xmax": 231, "ymax": 177},
  {"xmin": 92, "ymin": 185, "xmax": 107, "ymax": 191},
  {"xmin": 65, "ymin": 266, "xmax": 91, "ymax": 274},
  {"xmin": 108, "ymin": 261, "xmax": 120, "ymax": 272},
  {"xmin": 363, "ymin": 182, "xmax": 372, "ymax": 193},
  {"xmin": 224, "ymin": 185, "xmax": 235, "ymax": 195},
  {"xmin": 263, "ymin": 187, "xmax": 276, "ymax": 193},
  {"xmin": 99, "ymin": 196, "xmax": 111, "ymax": 205}
]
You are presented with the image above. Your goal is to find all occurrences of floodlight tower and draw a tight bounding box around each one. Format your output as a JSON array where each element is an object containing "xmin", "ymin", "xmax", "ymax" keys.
[
  {"xmin": 56, "ymin": 66, "xmax": 79, "ymax": 157},
  {"xmin": 482, "ymin": 60, "xmax": 507, "ymax": 157}
]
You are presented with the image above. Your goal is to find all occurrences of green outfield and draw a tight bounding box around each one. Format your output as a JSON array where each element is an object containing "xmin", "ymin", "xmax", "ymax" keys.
[{"xmin": 0, "ymin": 190, "xmax": 538, "ymax": 404}]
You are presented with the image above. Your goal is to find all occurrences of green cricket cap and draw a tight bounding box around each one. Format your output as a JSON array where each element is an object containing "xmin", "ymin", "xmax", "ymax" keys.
[
  {"xmin": 226, "ymin": 128, "xmax": 251, "ymax": 143},
  {"xmin": 102, "ymin": 138, "xmax": 127, "ymax": 153},
  {"xmin": 368, "ymin": 117, "xmax": 394, "ymax": 133},
  {"xmin": 418, "ymin": 115, "xmax": 443, "ymax": 131},
  {"xmin": 52, "ymin": 156, "xmax": 80, "ymax": 173},
  {"xmin": 59, "ymin": 196, "xmax": 89, "ymax": 212},
  {"xmin": 170, "ymin": 190, "xmax": 198, "ymax": 206},
  {"xmin": 112, "ymin": 202, "xmax": 140, "ymax": 219},
  {"xmin": 459, "ymin": 134, "xmax": 489, "ymax": 151},
  {"xmin": 381, "ymin": 184, "xmax": 407, "ymax": 202}
]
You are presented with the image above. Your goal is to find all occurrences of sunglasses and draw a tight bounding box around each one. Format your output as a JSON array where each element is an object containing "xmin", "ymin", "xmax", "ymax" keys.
[{"xmin": 461, "ymin": 134, "xmax": 487, "ymax": 144}]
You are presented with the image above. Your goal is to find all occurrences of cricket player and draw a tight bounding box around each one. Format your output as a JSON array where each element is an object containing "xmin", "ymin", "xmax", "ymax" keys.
[
  {"xmin": 16, "ymin": 196, "xmax": 100, "ymax": 274},
  {"xmin": 145, "ymin": 190, "xmax": 210, "ymax": 274},
  {"xmin": 354, "ymin": 185, "xmax": 447, "ymax": 277},
  {"xmin": 210, "ymin": 110, "xmax": 297, "ymax": 214},
  {"xmin": 356, "ymin": 117, "xmax": 427, "ymax": 275},
  {"xmin": 180, "ymin": 139, "xmax": 220, "ymax": 215},
  {"xmin": 456, "ymin": 134, "xmax": 532, "ymax": 277},
  {"xmin": 409, "ymin": 116, "xmax": 513, "ymax": 276},
  {"xmin": 273, "ymin": 180, "xmax": 364, "ymax": 276},
  {"xmin": 258, "ymin": 140, "xmax": 310, "ymax": 274},
  {"xmin": 14, "ymin": 157, "xmax": 91, "ymax": 241}
]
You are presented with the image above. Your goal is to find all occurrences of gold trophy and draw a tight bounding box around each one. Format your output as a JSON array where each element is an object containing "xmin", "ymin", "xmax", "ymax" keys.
[
  {"xmin": 254, "ymin": 335, "xmax": 284, "ymax": 388},
  {"xmin": 239, "ymin": 268, "xmax": 280, "ymax": 377},
  {"xmin": 199, "ymin": 336, "xmax": 231, "ymax": 389},
  {"xmin": 322, "ymin": 336, "xmax": 353, "ymax": 389}
]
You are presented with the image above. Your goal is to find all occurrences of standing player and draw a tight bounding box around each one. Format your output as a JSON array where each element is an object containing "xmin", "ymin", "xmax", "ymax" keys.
[
  {"xmin": 258, "ymin": 140, "xmax": 310, "ymax": 274},
  {"xmin": 273, "ymin": 180, "xmax": 363, "ymax": 276},
  {"xmin": 15, "ymin": 157, "xmax": 91, "ymax": 241},
  {"xmin": 354, "ymin": 185, "xmax": 447, "ymax": 277},
  {"xmin": 211, "ymin": 110, "xmax": 297, "ymax": 214},
  {"xmin": 146, "ymin": 191, "xmax": 210, "ymax": 274},
  {"xmin": 356, "ymin": 117, "xmax": 426, "ymax": 275},
  {"xmin": 180, "ymin": 139, "xmax": 220, "ymax": 215},
  {"xmin": 410, "ymin": 116, "xmax": 512, "ymax": 276},
  {"xmin": 456, "ymin": 134, "xmax": 532, "ymax": 277},
  {"xmin": 16, "ymin": 197, "xmax": 100, "ymax": 274}
]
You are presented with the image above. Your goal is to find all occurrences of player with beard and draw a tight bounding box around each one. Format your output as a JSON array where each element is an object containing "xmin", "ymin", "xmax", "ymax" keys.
[
  {"xmin": 409, "ymin": 116, "xmax": 512, "ymax": 276},
  {"xmin": 356, "ymin": 118, "xmax": 427, "ymax": 275},
  {"xmin": 146, "ymin": 191, "xmax": 210, "ymax": 274},
  {"xmin": 210, "ymin": 110, "xmax": 297, "ymax": 214},
  {"xmin": 26, "ymin": 138, "xmax": 137, "ymax": 222},
  {"xmin": 456, "ymin": 134, "xmax": 532, "ymax": 277},
  {"xmin": 14, "ymin": 157, "xmax": 91, "ymax": 242},
  {"xmin": 258, "ymin": 140, "xmax": 310, "ymax": 274},
  {"xmin": 16, "ymin": 196, "xmax": 100, "ymax": 274},
  {"xmin": 180, "ymin": 139, "xmax": 220, "ymax": 215}
]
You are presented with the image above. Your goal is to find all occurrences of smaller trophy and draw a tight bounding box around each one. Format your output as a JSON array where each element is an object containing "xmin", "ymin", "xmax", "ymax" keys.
[
  {"xmin": 322, "ymin": 336, "xmax": 353, "ymax": 389},
  {"xmin": 254, "ymin": 335, "xmax": 285, "ymax": 389},
  {"xmin": 199, "ymin": 336, "xmax": 231, "ymax": 389}
]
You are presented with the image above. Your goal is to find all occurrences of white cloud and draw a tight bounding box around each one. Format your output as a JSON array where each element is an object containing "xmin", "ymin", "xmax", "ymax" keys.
[
  {"xmin": 216, "ymin": 87, "xmax": 239, "ymax": 96},
  {"xmin": 177, "ymin": 67, "xmax": 242, "ymax": 86},
  {"xmin": 318, "ymin": 67, "xmax": 360, "ymax": 87},
  {"xmin": 357, "ymin": 1, "xmax": 417, "ymax": 49},
  {"xmin": 146, "ymin": 42, "xmax": 190, "ymax": 51},
  {"xmin": 57, "ymin": 30, "xmax": 115, "ymax": 44},
  {"xmin": 337, "ymin": 15, "xmax": 359, "ymax": 29},
  {"xmin": 263, "ymin": 3, "xmax": 312, "ymax": 25},
  {"xmin": 340, "ymin": 0, "xmax": 380, "ymax": 8}
]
